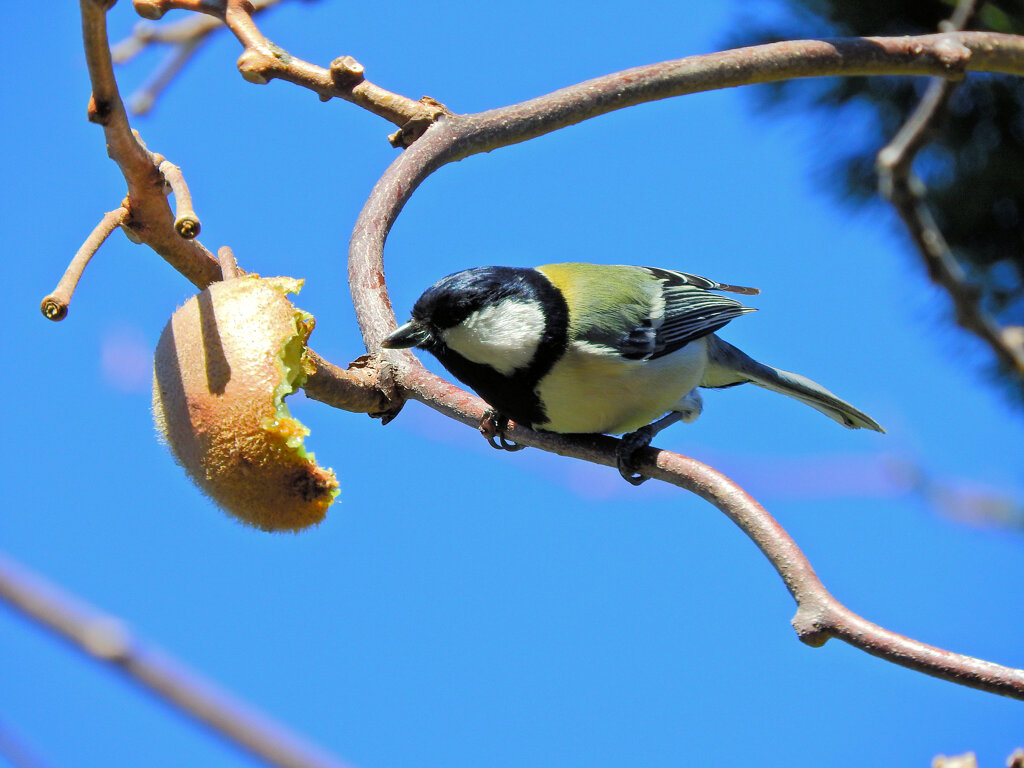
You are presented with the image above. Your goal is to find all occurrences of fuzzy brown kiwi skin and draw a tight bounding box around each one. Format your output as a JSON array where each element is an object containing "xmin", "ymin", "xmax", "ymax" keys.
[{"xmin": 153, "ymin": 276, "xmax": 338, "ymax": 532}]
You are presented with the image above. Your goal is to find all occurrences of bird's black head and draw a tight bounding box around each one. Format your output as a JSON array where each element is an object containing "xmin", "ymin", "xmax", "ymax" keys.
[
  {"xmin": 381, "ymin": 266, "xmax": 570, "ymax": 429},
  {"xmin": 382, "ymin": 266, "xmax": 542, "ymax": 352},
  {"xmin": 411, "ymin": 266, "xmax": 537, "ymax": 337}
]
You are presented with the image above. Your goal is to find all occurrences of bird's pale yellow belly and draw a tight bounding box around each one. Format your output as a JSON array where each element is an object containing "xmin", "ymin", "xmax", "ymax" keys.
[{"xmin": 534, "ymin": 338, "xmax": 708, "ymax": 434}]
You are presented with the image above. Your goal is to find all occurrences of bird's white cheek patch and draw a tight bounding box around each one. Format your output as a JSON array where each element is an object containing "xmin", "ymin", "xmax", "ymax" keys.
[{"xmin": 442, "ymin": 300, "xmax": 545, "ymax": 375}]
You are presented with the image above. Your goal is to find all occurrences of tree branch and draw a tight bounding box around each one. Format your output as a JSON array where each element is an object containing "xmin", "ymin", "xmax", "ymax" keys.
[
  {"xmin": 339, "ymin": 33, "xmax": 1024, "ymax": 699},
  {"xmin": 876, "ymin": 2, "xmax": 1024, "ymax": 378},
  {"xmin": 67, "ymin": 2, "xmax": 397, "ymax": 422},
  {"xmin": 0, "ymin": 552, "xmax": 351, "ymax": 768},
  {"xmin": 302, "ymin": 350, "xmax": 401, "ymax": 418},
  {"xmin": 345, "ymin": 30, "xmax": 1024, "ymax": 350},
  {"xmin": 69, "ymin": 2, "xmax": 1024, "ymax": 698}
]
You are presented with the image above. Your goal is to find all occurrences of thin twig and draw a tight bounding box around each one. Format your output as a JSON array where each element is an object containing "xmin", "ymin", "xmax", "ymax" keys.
[
  {"xmin": 113, "ymin": 16, "xmax": 222, "ymax": 63},
  {"xmin": 0, "ymin": 552, "xmax": 351, "ymax": 768},
  {"xmin": 942, "ymin": 0, "xmax": 981, "ymax": 32},
  {"xmin": 113, "ymin": 0, "xmax": 295, "ymax": 114},
  {"xmin": 131, "ymin": 0, "xmax": 446, "ymax": 144},
  {"xmin": 127, "ymin": 1, "xmax": 1024, "ymax": 148},
  {"xmin": 41, "ymin": 206, "xmax": 128, "ymax": 321},
  {"xmin": 129, "ymin": 37, "xmax": 204, "ymax": 114},
  {"xmin": 880, "ymin": 172, "xmax": 1024, "ymax": 375}
]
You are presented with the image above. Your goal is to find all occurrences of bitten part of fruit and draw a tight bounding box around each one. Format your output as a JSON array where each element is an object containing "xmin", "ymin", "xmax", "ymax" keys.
[{"xmin": 153, "ymin": 275, "xmax": 338, "ymax": 532}]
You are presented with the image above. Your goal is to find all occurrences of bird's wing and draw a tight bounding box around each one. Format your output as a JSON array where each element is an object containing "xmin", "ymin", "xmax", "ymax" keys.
[
  {"xmin": 645, "ymin": 268, "xmax": 756, "ymax": 360},
  {"xmin": 575, "ymin": 268, "xmax": 757, "ymax": 361},
  {"xmin": 643, "ymin": 267, "xmax": 760, "ymax": 297}
]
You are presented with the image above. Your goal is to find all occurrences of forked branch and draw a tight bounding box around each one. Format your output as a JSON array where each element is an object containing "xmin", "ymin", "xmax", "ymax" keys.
[
  {"xmin": 79, "ymin": 0, "xmax": 222, "ymax": 288},
  {"xmin": 70, "ymin": 0, "xmax": 1024, "ymax": 700},
  {"xmin": 62, "ymin": 0, "xmax": 394, "ymax": 419},
  {"xmin": 340, "ymin": 32, "xmax": 1024, "ymax": 699}
]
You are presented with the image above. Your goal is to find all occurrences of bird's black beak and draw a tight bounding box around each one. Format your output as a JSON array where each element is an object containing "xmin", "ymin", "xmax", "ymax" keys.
[{"xmin": 381, "ymin": 320, "xmax": 431, "ymax": 349}]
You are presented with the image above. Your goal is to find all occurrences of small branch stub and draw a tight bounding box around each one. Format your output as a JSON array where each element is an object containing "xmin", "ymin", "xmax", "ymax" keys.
[
  {"xmin": 157, "ymin": 158, "xmax": 201, "ymax": 238},
  {"xmin": 217, "ymin": 245, "xmax": 241, "ymax": 280},
  {"xmin": 301, "ymin": 352, "xmax": 405, "ymax": 422},
  {"xmin": 40, "ymin": 296, "xmax": 69, "ymax": 322},
  {"xmin": 330, "ymin": 55, "xmax": 365, "ymax": 89},
  {"xmin": 175, "ymin": 215, "xmax": 201, "ymax": 238},
  {"xmin": 791, "ymin": 604, "xmax": 833, "ymax": 648},
  {"xmin": 388, "ymin": 97, "xmax": 450, "ymax": 148},
  {"xmin": 80, "ymin": 616, "xmax": 134, "ymax": 662},
  {"xmin": 132, "ymin": 1, "xmax": 167, "ymax": 20},
  {"xmin": 932, "ymin": 35, "xmax": 973, "ymax": 75},
  {"xmin": 87, "ymin": 93, "xmax": 114, "ymax": 125},
  {"xmin": 236, "ymin": 49, "xmax": 270, "ymax": 84}
]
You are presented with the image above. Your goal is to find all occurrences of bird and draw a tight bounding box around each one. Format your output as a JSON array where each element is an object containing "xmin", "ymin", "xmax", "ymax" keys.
[{"xmin": 382, "ymin": 263, "xmax": 884, "ymax": 483}]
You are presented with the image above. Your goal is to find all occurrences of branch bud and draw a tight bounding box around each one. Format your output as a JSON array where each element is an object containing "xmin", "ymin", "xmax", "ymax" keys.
[
  {"xmin": 40, "ymin": 296, "xmax": 69, "ymax": 322},
  {"xmin": 237, "ymin": 50, "xmax": 269, "ymax": 84},
  {"xmin": 330, "ymin": 56, "xmax": 365, "ymax": 89}
]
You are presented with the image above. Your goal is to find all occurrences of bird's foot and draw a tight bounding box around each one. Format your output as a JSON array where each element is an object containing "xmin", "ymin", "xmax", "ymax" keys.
[
  {"xmin": 616, "ymin": 411, "xmax": 687, "ymax": 485},
  {"xmin": 616, "ymin": 427, "xmax": 655, "ymax": 485},
  {"xmin": 479, "ymin": 410, "xmax": 527, "ymax": 452}
]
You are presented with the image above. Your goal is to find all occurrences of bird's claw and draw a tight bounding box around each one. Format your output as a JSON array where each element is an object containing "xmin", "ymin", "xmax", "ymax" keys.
[
  {"xmin": 617, "ymin": 427, "xmax": 654, "ymax": 485},
  {"xmin": 479, "ymin": 410, "xmax": 527, "ymax": 452}
]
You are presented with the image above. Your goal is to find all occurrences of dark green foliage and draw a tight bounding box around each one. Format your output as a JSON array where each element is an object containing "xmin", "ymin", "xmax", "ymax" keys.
[{"xmin": 730, "ymin": 1, "xmax": 1024, "ymax": 391}]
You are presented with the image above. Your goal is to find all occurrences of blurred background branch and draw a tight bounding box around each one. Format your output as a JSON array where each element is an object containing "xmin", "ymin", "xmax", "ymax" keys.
[
  {"xmin": 0, "ymin": 552, "xmax": 351, "ymax": 768},
  {"xmin": 729, "ymin": 0, "xmax": 1024, "ymax": 403},
  {"xmin": 111, "ymin": 0, "xmax": 303, "ymax": 114}
]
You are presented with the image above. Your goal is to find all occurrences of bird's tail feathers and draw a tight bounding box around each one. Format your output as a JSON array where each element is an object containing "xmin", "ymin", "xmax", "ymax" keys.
[{"xmin": 702, "ymin": 336, "xmax": 885, "ymax": 433}]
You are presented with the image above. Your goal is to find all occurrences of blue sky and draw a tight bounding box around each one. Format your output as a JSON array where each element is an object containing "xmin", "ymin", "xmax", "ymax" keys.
[{"xmin": 3, "ymin": 3, "xmax": 1023, "ymax": 767}]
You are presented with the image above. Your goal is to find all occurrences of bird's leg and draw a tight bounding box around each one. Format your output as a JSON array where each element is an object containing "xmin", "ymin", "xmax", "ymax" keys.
[
  {"xmin": 479, "ymin": 409, "xmax": 527, "ymax": 452},
  {"xmin": 616, "ymin": 411, "xmax": 686, "ymax": 485}
]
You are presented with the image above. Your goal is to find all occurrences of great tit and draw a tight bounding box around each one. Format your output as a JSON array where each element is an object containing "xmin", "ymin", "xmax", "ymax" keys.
[{"xmin": 383, "ymin": 263, "xmax": 884, "ymax": 483}]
